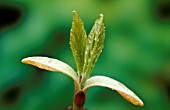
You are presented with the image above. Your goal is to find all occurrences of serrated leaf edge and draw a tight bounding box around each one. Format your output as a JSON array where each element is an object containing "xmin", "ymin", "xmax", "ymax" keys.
[{"xmin": 70, "ymin": 11, "xmax": 87, "ymax": 74}]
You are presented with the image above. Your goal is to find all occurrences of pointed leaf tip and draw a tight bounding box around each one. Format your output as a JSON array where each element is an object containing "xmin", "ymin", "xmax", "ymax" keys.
[
  {"xmin": 100, "ymin": 13, "xmax": 103, "ymax": 16},
  {"xmin": 72, "ymin": 10, "xmax": 76, "ymax": 13},
  {"xmin": 73, "ymin": 11, "xmax": 78, "ymax": 18},
  {"xmin": 100, "ymin": 14, "xmax": 103, "ymax": 20}
]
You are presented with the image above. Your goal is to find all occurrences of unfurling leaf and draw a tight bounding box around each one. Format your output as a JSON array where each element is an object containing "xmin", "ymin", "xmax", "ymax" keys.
[
  {"xmin": 82, "ymin": 14, "xmax": 105, "ymax": 76},
  {"xmin": 22, "ymin": 57, "xmax": 80, "ymax": 90},
  {"xmin": 70, "ymin": 11, "xmax": 87, "ymax": 75},
  {"xmin": 83, "ymin": 76, "xmax": 143, "ymax": 106}
]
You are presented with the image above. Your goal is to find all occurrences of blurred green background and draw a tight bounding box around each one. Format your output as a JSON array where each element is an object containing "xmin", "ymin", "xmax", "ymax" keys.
[{"xmin": 0, "ymin": 0, "xmax": 170, "ymax": 110}]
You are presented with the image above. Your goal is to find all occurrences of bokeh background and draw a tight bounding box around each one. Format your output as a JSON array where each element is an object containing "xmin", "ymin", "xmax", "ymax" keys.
[{"xmin": 0, "ymin": 0, "xmax": 170, "ymax": 110}]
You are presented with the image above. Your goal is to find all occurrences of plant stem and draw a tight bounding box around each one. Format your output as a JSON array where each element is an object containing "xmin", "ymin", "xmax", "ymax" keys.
[
  {"xmin": 73, "ymin": 91, "xmax": 85, "ymax": 110},
  {"xmin": 73, "ymin": 103, "xmax": 84, "ymax": 110}
]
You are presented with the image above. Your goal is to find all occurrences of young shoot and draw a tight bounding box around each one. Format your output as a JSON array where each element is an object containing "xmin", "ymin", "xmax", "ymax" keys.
[{"xmin": 22, "ymin": 11, "xmax": 143, "ymax": 110}]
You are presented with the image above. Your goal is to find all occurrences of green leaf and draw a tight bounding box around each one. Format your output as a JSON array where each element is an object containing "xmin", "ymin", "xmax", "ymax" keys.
[
  {"xmin": 82, "ymin": 14, "xmax": 105, "ymax": 76},
  {"xmin": 22, "ymin": 57, "xmax": 80, "ymax": 91},
  {"xmin": 83, "ymin": 76, "xmax": 144, "ymax": 106},
  {"xmin": 70, "ymin": 11, "xmax": 87, "ymax": 75}
]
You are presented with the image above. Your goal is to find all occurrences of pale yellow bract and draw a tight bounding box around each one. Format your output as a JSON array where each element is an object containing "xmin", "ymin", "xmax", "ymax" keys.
[{"xmin": 22, "ymin": 56, "xmax": 143, "ymax": 106}]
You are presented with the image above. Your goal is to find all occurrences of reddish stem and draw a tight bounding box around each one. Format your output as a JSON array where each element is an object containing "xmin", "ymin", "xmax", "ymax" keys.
[{"xmin": 73, "ymin": 91, "xmax": 86, "ymax": 110}]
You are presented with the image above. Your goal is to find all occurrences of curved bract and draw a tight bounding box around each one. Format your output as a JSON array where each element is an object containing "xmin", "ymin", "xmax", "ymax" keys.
[
  {"xmin": 22, "ymin": 57, "xmax": 80, "ymax": 90},
  {"xmin": 83, "ymin": 75, "xmax": 143, "ymax": 106}
]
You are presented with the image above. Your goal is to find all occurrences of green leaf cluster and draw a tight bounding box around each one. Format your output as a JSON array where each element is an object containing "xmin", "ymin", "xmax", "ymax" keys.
[{"xmin": 70, "ymin": 11, "xmax": 105, "ymax": 77}]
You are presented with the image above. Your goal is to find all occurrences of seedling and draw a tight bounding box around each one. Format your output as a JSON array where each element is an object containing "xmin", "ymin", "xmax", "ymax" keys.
[{"xmin": 22, "ymin": 11, "xmax": 143, "ymax": 110}]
